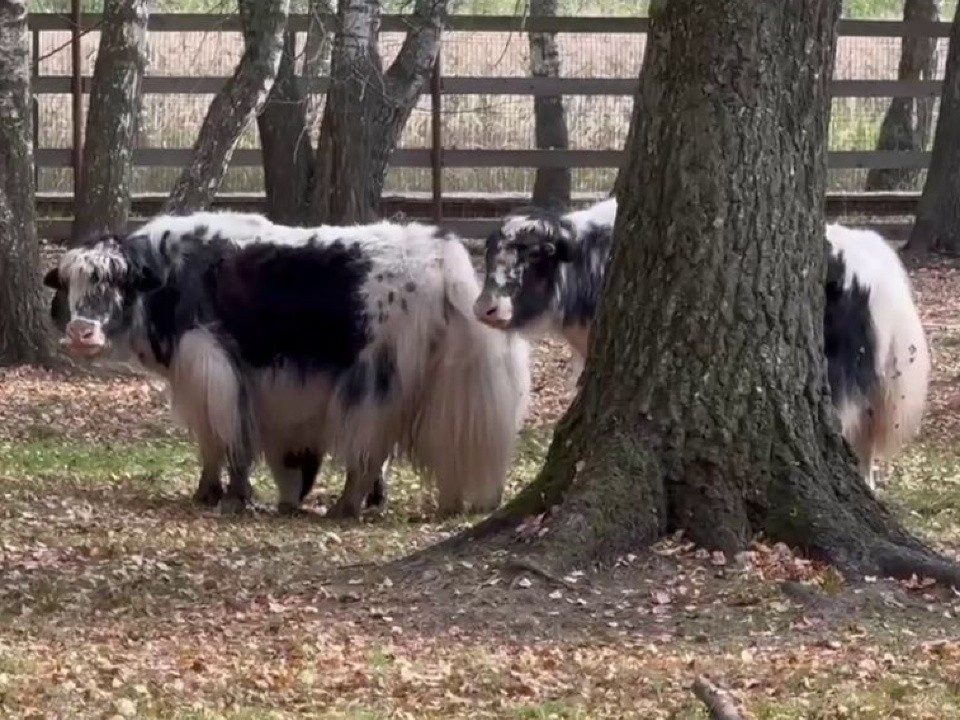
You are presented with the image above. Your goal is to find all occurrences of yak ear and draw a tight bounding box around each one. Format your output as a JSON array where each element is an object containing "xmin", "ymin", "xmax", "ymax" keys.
[{"xmin": 43, "ymin": 268, "xmax": 62, "ymax": 289}]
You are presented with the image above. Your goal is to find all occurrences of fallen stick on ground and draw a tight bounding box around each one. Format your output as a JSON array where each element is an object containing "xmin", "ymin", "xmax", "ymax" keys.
[{"xmin": 692, "ymin": 675, "xmax": 746, "ymax": 720}]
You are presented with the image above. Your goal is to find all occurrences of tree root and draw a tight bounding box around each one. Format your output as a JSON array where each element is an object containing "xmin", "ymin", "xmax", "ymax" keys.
[
  {"xmin": 767, "ymin": 464, "xmax": 960, "ymax": 587},
  {"xmin": 691, "ymin": 676, "xmax": 746, "ymax": 720},
  {"xmin": 501, "ymin": 556, "xmax": 580, "ymax": 591},
  {"xmin": 873, "ymin": 540, "xmax": 960, "ymax": 589}
]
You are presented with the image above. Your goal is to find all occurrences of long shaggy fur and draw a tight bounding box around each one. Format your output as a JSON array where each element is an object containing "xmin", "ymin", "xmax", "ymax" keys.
[
  {"xmin": 481, "ymin": 197, "xmax": 930, "ymax": 484},
  {"xmin": 52, "ymin": 212, "xmax": 531, "ymax": 516},
  {"xmin": 825, "ymin": 224, "xmax": 931, "ymax": 480},
  {"xmin": 410, "ymin": 239, "xmax": 531, "ymax": 513}
]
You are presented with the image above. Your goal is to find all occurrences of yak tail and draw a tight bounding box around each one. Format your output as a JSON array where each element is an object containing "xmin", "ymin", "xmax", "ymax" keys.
[{"xmin": 411, "ymin": 240, "xmax": 531, "ymax": 514}]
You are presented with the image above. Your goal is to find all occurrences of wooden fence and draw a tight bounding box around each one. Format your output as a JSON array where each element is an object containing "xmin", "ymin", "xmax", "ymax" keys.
[{"xmin": 29, "ymin": 13, "xmax": 953, "ymax": 240}]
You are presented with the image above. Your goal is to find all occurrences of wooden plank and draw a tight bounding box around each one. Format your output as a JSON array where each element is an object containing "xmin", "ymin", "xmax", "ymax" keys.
[
  {"xmin": 27, "ymin": 13, "xmax": 648, "ymax": 33},
  {"xmin": 36, "ymin": 217, "xmax": 499, "ymax": 241},
  {"xmin": 35, "ymin": 217, "xmax": 917, "ymax": 244},
  {"xmin": 837, "ymin": 19, "xmax": 951, "ymax": 38},
  {"xmin": 829, "ymin": 150, "xmax": 930, "ymax": 170},
  {"xmin": 35, "ymin": 147, "xmax": 427, "ymax": 168},
  {"xmin": 831, "ymin": 79, "xmax": 941, "ymax": 98},
  {"xmin": 34, "ymin": 75, "xmax": 336, "ymax": 95},
  {"xmin": 34, "ymin": 190, "xmax": 922, "ymax": 211},
  {"xmin": 29, "ymin": 13, "xmax": 951, "ymax": 37},
  {"xmin": 35, "ymin": 147, "xmax": 936, "ymax": 171},
  {"xmin": 34, "ymin": 74, "xmax": 943, "ymax": 100}
]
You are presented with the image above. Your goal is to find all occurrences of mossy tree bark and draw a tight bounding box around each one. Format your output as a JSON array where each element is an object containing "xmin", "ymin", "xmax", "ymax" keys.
[
  {"xmin": 73, "ymin": 0, "xmax": 148, "ymax": 243},
  {"xmin": 865, "ymin": 0, "xmax": 939, "ymax": 192},
  {"xmin": 0, "ymin": 0, "xmax": 53, "ymax": 367},
  {"xmin": 905, "ymin": 2, "xmax": 960, "ymax": 256},
  {"xmin": 458, "ymin": 0, "xmax": 960, "ymax": 584}
]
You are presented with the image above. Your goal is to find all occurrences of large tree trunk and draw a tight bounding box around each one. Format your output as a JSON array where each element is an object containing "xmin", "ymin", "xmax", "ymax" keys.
[
  {"xmin": 458, "ymin": 0, "xmax": 960, "ymax": 584},
  {"xmin": 528, "ymin": 0, "xmax": 570, "ymax": 209},
  {"xmin": 73, "ymin": 0, "xmax": 148, "ymax": 243},
  {"xmin": 865, "ymin": 0, "xmax": 939, "ymax": 191},
  {"xmin": 310, "ymin": 0, "xmax": 450, "ymax": 224},
  {"xmin": 0, "ymin": 0, "xmax": 52, "ymax": 367},
  {"xmin": 164, "ymin": 0, "xmax": 288, "ymax": 214},
  {"xmin": 905, "ymin": 2, "xmax": 960, "ymax": 256},
  {"xmin": 256, "ymin": 0, "xmax": 333, "ymax": 225}
]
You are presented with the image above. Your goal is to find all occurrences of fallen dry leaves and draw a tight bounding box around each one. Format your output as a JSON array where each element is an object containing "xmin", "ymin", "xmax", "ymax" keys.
[{"xmin": 0, "ymin": 254, "xmax": 959, "ymax": 718}]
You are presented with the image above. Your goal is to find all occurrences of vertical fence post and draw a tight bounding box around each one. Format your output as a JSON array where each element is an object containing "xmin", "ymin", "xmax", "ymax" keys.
[
  {"xmin": 71, "ymin": 0, "xmax": 84, "ymax": 235},
  {"xmin": 31, "ymin": 27, "xmax": 40, "ymax": 192},
  {"xmin": 430, "ymin": 55, "xmax": 442, "ymax": 225}
]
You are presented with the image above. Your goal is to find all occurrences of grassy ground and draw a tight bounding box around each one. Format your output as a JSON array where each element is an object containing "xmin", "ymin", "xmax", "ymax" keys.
[{"xmin": 2, "ymin": 259, "xmax": 960, "ymax": 718}]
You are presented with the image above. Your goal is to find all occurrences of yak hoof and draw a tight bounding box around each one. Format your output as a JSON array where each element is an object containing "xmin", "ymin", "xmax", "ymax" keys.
[
  {"xmin": 325, "ymin": 498, "xmax": 364, "ymax": 520},
  {"xmin": 364, "ymin": 488, "xmax": 388, "ymax": 511},
  {"xmin": 193, "ymin": 482, "xmax": 224, "ymax": 507},
  {"xmin": 219, "ymin": 495, "xmax": 255, "ymax": 516},
  {"xmin": 277, "ymin": 501, "xmax": 305, "ymax": 517}
]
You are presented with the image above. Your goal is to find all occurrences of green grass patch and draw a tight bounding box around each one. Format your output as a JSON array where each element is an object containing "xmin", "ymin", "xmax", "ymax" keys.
[
  {"xmin": 754, "ymin": 675, "xmax": 960, "ymax": 719},
  {"xmin": 514, "ymin": 700, "xmax": 587, "ymax": 719},
  {"xmin": 882, "ymin": 440, "xmax": 960, "ymax": 547}
]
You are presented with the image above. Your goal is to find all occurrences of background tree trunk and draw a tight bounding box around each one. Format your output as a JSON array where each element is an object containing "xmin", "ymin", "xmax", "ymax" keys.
[
  {"xmin": 905, "ymin": 2, "xmax": 960, "ymax": 255},
  {"xmin": 257, "ymin": 29, "xmax": 316, "ymax": 225},
  {"xmin": 865, "ymin": 0, "xmax": 939, "ymax": 191},
  {"xmin": 256, "ymin": 0, "xmax": 333, "ymax": 225},
  {"xmin": 164, "ymin": 0, "xmax": 288, "ymax": 214},
  {"xmin": 0, "ymin": 0, "xmax": 52, "ymax": 367},
  {"xmin": 254, "ymin": 0, "xmax": 453, "ymax": 226},
  {"xmin": 73, "ymin": 0, "xmax": 148, "ymax": 243},
  {"xmin": 309, "ymin": 0, "xmax": 451, "ymax": 224},
  {"xmin": 528, "ymin": 0, "xmax": 571, "ymax": 209},
  {"xmin": 302, "ymin": 0, "xmax": 335, "ymax": 84},
  {"xmin": 458, "ymin": 0, "xmax": 960, "ymax": 585}
]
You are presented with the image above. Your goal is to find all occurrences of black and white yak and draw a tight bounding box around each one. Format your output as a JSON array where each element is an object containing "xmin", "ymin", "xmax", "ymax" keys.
[
  {"xmin": 44, "ymin": 211, "xmax": 531, "ymax": 517},
  {"xmin": 473, "ymin": 198, "xmax": 930, "ymax": 489}
]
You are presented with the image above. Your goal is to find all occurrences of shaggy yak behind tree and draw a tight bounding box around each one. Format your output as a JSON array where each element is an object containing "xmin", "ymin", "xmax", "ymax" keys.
[
  {"xmin": 43, "ymin": 212, "xmax": 531, "ymax": 518},
  {"xmin": 472, "ymin": 198, "xmax": 931, "ymax": 490}
]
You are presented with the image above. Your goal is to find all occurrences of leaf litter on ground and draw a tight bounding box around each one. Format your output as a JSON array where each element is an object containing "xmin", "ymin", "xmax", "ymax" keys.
[{"xmin": 1, "ymin": 255, "xmax": 959, "ymax": 717}]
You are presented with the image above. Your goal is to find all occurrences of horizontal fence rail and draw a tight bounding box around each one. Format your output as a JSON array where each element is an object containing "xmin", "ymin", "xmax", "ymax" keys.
[
  {"xmin": 35, "ymin": 191, "xmax": 920, "ymax": 243},
  {"xmin": 25, "ymin": 14, "xmax": 955, "ymax": 36},
  {"xmin": 28, "ymin": 13, "xmax": 946, "ymax": 239}
]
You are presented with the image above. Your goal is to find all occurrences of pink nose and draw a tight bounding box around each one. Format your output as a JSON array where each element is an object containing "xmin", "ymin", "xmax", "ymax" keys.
[
  {"xmin": 66, "ymin": 319, "xmax": 100, "ymax": 345},
  {"xmin": 474, "ymin": 298, "xmax": 497, "ymax": 320}
]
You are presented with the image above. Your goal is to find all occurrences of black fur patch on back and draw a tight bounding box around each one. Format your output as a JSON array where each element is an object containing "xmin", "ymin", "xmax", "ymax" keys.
[
  {"xmin": 206, "ymin": 239, "xmax": 374, "ymax": 376},
  {"xmin": 824, "ymin": 249, "xmax": 879, "ymax": 407}
]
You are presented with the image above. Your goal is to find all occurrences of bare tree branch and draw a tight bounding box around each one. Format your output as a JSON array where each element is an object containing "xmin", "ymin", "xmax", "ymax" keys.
[
  {"xmin": 384, "ymin": 0, "xmax": 451, "ymax": 104},
  {"xmin": 303, "ymin": 0, "xmax": 335, "ymax": 82},
  {"xmin": 165, "ymin": 0, "xmax": 289, "ymax": 214}
]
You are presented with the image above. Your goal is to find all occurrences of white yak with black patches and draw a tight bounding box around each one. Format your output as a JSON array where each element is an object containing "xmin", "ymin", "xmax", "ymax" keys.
[
  {"xmin": 45, "ymin": 212, "xmax": 531, "ymax": 517},
  {"xmin": 474, "ymin": 197, "xmax": 930, "ymax": 489}
]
